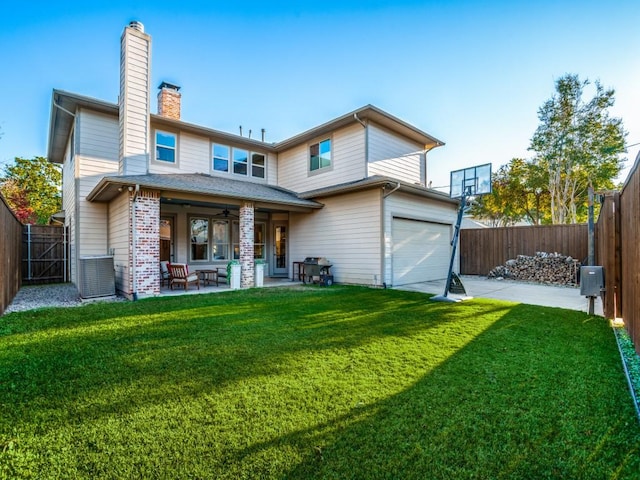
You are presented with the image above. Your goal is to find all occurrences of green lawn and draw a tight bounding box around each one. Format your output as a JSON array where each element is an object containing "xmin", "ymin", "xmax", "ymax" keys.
[{"xmin": 1, "ymin": 286, "xmax": 639, "ymax": 479}]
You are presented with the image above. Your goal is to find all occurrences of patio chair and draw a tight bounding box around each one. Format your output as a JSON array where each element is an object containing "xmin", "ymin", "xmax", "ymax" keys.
[
  {"xmin": 168, "ymin": 263, "xmax": 200, "ymax": 291},
  {"xmin": 160, "ymin": 261, "xmax": 171, "ymax": 287}
]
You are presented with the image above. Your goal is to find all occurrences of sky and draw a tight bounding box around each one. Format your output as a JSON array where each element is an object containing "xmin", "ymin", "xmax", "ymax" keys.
[{"xmin": 1, "ymin": 0, "xmax": 639, "ymax": 191}]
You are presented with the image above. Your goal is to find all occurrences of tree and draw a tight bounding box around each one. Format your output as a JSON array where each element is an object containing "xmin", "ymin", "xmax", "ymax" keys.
[
  {"xmin": 0, "ymin": 156, "xmax": 61, "ymax": 224},
  {"xmin": 469, "ymin": 158, "xmax": 550, "ymax": 226},
  {"xmin": 529, "ymin": 74, "xmax": 626, "ymax": 224}
]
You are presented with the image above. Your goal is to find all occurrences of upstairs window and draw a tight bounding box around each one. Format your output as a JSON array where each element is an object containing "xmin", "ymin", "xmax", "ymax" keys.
[
  {"xmin": 310, "ymin": 138, "xmax": 331, "ymax": 172},
  {"xmin": 233, "ymin": 148, "xmax": 248, "ymax": 175},
  {"xmin": 213, "ymin": 144, "xmax": 230, "ymax": 172},
  {"xmin": 251, "ymin": 153, "xmax": 265, "ymax": 178},
  {"xmin": 156, "ymin": 131, "xmax": 176, "ymax": 163}
]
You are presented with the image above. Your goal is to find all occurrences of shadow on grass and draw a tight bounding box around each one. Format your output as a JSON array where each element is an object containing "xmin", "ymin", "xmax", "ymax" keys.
[{"xmin": 1, "ymin": 286, "xmax": 638, "ymax": 478}]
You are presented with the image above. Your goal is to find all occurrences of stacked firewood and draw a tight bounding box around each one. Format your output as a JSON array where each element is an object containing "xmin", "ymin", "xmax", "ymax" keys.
[{"xmin": 487, "ymin": 252, "xmax": 580, "ymax": 286}]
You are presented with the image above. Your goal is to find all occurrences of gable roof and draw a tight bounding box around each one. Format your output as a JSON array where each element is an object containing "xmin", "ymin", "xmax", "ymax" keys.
[
  {"xmin": 298, "ymin": 175, "xmax": 458, "ymax": 205},
  {"xmin": 87, "ymin": 173, "xmax": 323, "ymax": 211},
  {"xmin": 273, "ymin": 105, "xmax": 444, "ymax": 151},
  {"xmin": 48, "ymin": 91, "xmax": 444, "ymax": 164}
]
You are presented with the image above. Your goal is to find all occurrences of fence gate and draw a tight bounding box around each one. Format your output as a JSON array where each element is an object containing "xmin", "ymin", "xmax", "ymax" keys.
[{"xmin": 22, "ymin": 225, "xmax": 69, "ymax": 285}]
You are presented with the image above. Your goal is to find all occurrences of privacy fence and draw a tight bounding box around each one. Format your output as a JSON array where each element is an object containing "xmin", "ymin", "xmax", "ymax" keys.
[
  {"xmin": 596, "ymin": 153, "xmax": 640, "ymax": 354},
  {"xmin": 0, "ymin": 193, "xmax": 23, "ymax": 315},
  {"xmin": 460, "ymin": 224, "xmax": 588, "ymax": 276}
]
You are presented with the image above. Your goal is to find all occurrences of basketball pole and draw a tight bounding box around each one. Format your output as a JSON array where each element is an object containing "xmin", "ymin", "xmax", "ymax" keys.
[{"xmin": 432, "ymin": 193, "xmax": 469, "ymax": 303}]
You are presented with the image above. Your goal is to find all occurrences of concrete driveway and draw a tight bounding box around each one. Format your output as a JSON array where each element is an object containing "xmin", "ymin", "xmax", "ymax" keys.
[{"xmin": 396, "ymin": 275, "xmax": 604, "ymax": 316}]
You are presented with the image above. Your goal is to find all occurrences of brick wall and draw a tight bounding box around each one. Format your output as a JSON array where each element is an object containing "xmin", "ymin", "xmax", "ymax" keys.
[
  {"xmin": 132, "ymin": 189, "xmax": 160, "ymax": 296},
  {"xmin": 239, "ymin": 201, "xmax": 255, "ymax": 288}
]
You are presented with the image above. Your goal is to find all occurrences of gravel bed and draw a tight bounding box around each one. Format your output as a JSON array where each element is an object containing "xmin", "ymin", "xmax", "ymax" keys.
[{"xmin": 3, "ymin": 283, "xmax": 124, "ymax": 314}]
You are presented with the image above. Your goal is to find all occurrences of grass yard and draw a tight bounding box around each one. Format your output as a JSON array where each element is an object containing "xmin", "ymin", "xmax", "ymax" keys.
[{"xmin": 1, "ymin": 285, "xmax": 639, "ymax": 479}]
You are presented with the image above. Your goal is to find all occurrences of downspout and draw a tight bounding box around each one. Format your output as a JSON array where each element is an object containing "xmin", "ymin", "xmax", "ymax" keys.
[
  {"xmin": 381, "ymin": 181, "xmax": 401, "ymax": 288},
  {"xmin": 53, "ymin": 99, "xmax": 76, "ymax": 119},
  {"xmin": 354, "ymin": 113, "xmax": 368, "ymax": 173},
  {"xmin": 423, "ymin": 142, "xmax": 443, "ymax": 187},
  {"xmin": 131, "ymin": 184, "xmax": 140, "ymax": 300}
]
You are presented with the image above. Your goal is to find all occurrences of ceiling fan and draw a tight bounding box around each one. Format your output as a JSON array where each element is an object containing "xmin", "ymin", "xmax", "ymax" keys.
[{"xmin": 213, "ymin": 208, "xmax": 238, "ymax": 219}]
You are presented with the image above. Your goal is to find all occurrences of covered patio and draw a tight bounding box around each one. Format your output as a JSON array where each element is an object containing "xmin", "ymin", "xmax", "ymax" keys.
[{"xmin": 86, "ymin": 173, "xmax": 322, "ymax": 299}]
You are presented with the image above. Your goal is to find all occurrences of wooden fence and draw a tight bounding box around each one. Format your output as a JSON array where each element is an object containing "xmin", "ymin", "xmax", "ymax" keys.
[
  {"xmin": 0, "ymin": 193, "xmax": 23, "ymax": 315},
  {"xmin": 460, "ymin": 224, "xmax": 588, "ymax": 276},
  {"xmin": 22, "ymin": 224, "xmax": 68, "ymax": 285},
  {"xmin": 596, "ymin": 153, "xmax": 640, "ymax": 354}
]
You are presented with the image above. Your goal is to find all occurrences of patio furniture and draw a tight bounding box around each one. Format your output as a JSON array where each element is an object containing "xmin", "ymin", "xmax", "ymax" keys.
[
  {"xmin": 169, "ymin": 263, "xmax": 200, "ymax": 290},
  {"xmin": 160, "ymin": 261, "xmax": 171, "ymax": 287},
  {"xmin": 197, "ymin": 269, "xmax": 218, "ymax": 286}
]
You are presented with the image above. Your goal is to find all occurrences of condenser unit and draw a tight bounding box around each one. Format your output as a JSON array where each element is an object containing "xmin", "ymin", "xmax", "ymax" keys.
[{"xmin": 79, "ymin": 256, "xmax": 115, "ymax": 299}]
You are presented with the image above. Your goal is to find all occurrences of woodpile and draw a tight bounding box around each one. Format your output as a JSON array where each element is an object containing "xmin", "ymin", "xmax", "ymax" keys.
[{"xmin": 487, "ymin": 252, "xmax": 580, "ymax": 286}]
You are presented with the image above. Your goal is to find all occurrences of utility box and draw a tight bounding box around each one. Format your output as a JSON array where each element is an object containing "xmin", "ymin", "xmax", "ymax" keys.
[{"xmin": 580, "ymin": 266, "xmax": 604, "ymax": 297}]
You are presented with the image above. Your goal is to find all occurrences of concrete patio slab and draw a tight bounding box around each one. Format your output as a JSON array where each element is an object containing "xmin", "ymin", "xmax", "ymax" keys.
[{"xmin": 396, "ymin": 275, "xmax": 604, "ymax": 316}]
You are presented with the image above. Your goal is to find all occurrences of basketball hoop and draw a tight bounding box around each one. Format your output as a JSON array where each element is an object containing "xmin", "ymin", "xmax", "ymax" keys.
[{"xmin": 432, "ymin": 163, "xmax": 492, "ymax": 303}]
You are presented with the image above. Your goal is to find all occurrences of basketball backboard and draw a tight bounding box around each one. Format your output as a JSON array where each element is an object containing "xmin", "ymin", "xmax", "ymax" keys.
[{"xmin": 449, "ymin": 163, "xmax": 492, "ymax": 199}]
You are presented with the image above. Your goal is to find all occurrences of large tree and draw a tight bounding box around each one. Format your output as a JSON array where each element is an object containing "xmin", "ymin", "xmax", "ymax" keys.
[
  {"xmin": 529, "ymin": 74, "xmax": 626, "ymax": 224},
  {"xmin": 0, "ymin": 156, "xmax": 61, "ymax": 224}
]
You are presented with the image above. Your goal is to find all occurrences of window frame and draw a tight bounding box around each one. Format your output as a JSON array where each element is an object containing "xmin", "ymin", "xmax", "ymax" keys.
[
  {"xmin": 189, "ymin": 217, "xmax": 209, "ymax": 262},
  {"xmin": 154, "ymin": 129, "xmax": 178, "ymax": 165},
  {"xmin": 212, "ymin": 143, "xmax": 230, "ymax": 173},
  {"xmin": 210, "ymin": 141, "xmax": 268, "ymax": 180},
  {"xmin": 309, "ymin": 137, "xmax": 332, "ymax": 174}
]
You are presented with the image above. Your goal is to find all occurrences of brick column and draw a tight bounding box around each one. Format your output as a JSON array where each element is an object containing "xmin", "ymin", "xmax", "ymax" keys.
[
  {"xmin": 239, "ymin": 201, "xmax": 255, "ymax": 288},
  {"xmin": 131, "ymin": 189, "xmax": 160, "ymax": 297}
]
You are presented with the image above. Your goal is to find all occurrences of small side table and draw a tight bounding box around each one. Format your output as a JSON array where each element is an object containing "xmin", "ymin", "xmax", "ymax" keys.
[
  {"xmin": 197, "ymin": 269, "xmax": 218, "ymax": 286},
  {"xmin": 292, "ymin": 262, "xmax": 305, "ymax": 282}
]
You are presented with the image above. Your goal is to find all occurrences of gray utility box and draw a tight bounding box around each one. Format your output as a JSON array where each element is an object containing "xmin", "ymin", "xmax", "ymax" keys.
[{"xmin": 580, "ymin": 266, "xmax": 604, "ymax": 296}]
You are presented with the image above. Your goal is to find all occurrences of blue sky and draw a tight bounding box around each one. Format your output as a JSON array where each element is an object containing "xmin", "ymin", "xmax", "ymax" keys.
[{"xmin": 1, "ymin": 0, "xmax": 639, "ymax": 190}]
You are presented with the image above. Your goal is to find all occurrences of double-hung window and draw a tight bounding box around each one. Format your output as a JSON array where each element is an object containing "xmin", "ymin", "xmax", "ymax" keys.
[
  {"xmin": 213, "ymin": 144, "xmax": 230, "ymax": 172},
  {"xmin": 212, "ymin": 221, "xmax": 229, "ymax": 260},
  {"xmin": 233, "ymin": 148, "xmax": 248, "ymax": 175},
  {"xmin": 156, "ymin": 131, "xmax": 177, "ymax": 163},
  {"xmin": 251, "ymin": 153, "xmax": 265, "ymax": 178},
  {"xmin": 310, "ymin": 138, "xmax": 331, "ymax": 172}
]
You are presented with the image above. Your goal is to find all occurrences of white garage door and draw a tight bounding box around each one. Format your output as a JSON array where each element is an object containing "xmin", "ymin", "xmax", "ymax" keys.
[{"xmin": 392, "ymin": 218, "xmax": 451, "ymax": 285}]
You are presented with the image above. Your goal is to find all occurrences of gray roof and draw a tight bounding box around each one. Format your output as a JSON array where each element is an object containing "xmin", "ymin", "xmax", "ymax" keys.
[
  {"xmin": 299, "ymin": 175, "xmax": 458, "ymax": 205},
  {"xmin": 87, "ymin": 173, "xmax": 323, "ymax": 211}
]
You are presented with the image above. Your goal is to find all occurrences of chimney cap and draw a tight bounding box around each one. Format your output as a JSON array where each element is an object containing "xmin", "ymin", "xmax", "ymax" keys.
[
  {"xmin": 128, "ymin": 21, "xmax": 144, "ymax": 32},
  {"xmin": 158, "ymin": 81, "xmax": 181, "ymax": 92}
]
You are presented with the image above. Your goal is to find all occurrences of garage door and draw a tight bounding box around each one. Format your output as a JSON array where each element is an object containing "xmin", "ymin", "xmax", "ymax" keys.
[{"xmin": 392, "ymin": 218, "xmax": 451, "ymax": 285}]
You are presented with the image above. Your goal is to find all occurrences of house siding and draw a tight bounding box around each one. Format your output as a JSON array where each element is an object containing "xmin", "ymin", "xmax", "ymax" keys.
[
  {"xmin": 367, "ymin": 123, "xmax": 425, "ymax": 185},
  {"xmin": 76, "ymin": 110, "xmax": 120, "ymax": 262},
  {"xmin": 290, "ymin": 188, "xmax": 382, "ymax": 285},
  {"xmin": 109, "ymin": 191, "xmax": 131, "ymax": 295},
  {"xmin": 62, "ymin": 133, "xmax": 77, "ymax": 283},
  {"xmin": 383, "ymin": 191, "xmax": 457, "ymax": 286},
  {"xmin": 278, "ymin": 123, "xmax": 366, "ymax": 193},
  {"xmin": 119, "ymin": 26, "xmax": 151, "ymax": 175}
]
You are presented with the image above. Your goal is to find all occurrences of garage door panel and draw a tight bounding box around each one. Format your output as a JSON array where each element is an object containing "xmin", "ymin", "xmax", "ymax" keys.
[{"xmin": 392, "ymin": 218, "xmax": 451, "ymax": 285}]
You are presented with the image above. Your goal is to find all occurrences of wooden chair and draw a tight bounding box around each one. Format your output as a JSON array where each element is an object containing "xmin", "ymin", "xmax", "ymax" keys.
[{"xmin": 168, "ymin": 263, "xmax": 200, "ymax": 291}]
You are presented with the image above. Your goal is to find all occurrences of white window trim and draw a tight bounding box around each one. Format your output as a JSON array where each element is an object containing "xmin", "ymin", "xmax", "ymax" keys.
[
  {"xmin": 153, "ymin": 129, "xmax": 179, "ymax": 167},
  {"xmin": 308, "ymin": 136, "xmax": 333, "ymax": 176}
]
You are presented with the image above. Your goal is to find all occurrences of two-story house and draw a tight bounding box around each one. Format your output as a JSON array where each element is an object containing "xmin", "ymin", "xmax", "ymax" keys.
[{"xmin": 47, "ymin": 21, "xmax": 458, "ymax": 299}]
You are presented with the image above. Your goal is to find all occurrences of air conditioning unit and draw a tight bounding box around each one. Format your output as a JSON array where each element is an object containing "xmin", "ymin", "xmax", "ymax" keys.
[{"xmin": 79, "ymin": 256, "xmax": 115, "ymax": 299}]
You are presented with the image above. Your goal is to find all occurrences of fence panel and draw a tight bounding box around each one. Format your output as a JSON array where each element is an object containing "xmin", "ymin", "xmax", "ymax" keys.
[
  {"xmin": 22, "ymin": 225, "xmax": 68, "ymax": 285},
  {"xmin": 619, "ymin": 158, "xmax": 640, "ymax": 353},
  {"xmin": 460, "ymin": 224, "xmax": 588, "ymax": 276},
  {"xmin": 595, "ymin": 193, "xmax": 621, "ymax": 320},
  {"xmin": 0, "ymin": 194, "xmax": 23, "ymax": 315}
]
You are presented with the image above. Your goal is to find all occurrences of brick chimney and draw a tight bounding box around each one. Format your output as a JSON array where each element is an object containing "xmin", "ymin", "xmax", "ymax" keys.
[{"xmin": 157, "ymin": 82, "xmax": 181, "ymax": 120}]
